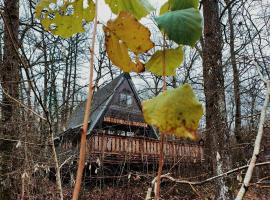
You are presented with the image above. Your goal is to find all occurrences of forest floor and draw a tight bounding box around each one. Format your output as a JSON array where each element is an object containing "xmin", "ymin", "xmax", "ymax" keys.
[{"xmin": 58, "ymin": 181, "xmax": 270, "ymax": 200}]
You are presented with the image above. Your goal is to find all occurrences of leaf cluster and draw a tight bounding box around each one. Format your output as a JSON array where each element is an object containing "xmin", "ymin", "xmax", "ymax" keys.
[{"xmin": 35, "ymin": 0, "xmax": 204, "ymax": 140}]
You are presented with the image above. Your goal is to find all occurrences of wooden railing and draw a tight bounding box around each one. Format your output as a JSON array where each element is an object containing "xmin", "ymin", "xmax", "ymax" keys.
[{"xmin": 87, "ymin": 134, "xmax": 204, "ymax": 163}]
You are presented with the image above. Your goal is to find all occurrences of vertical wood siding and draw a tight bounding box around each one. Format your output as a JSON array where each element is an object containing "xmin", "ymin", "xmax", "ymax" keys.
[{"xmin": 87, "ymin": 134, "xmax": 204, "ymax": 163}]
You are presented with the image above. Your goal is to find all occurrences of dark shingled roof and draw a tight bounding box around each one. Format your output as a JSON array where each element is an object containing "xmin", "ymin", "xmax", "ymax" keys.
[
  {"xmin": 56, "ymin": 73, "xmax": 159, "ymax": 140},
  {"xmin": 67, "ymin": 74, "xmax": 124, "ymax": 131}
]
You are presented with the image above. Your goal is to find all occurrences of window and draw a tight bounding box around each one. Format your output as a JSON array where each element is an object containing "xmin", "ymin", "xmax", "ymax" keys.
[
  {"xmin": 127, "ymin": 95, "xmax": 132, "ymax": 105},
  {"xmin": 119, "ymin": 93, "xmax": 133, "ymax": 106}
]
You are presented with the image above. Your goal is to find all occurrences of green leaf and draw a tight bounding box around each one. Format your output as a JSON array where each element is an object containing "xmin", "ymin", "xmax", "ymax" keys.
[
  {"xmin": 145, "ymin": 47, "xmax": 183, "ymax": 76},
  {"xmin": 156, "ymin": 8, "xmax": 202, "ymax": 46},
  {"xmin": 104, "ymin": 12, "xmax": 154, "ymax": 73},
  {"xmin": 35, "ymin": 0, "xmax": 95, "ymax": 38},
  {"xmin": 171, "ymin": 0, "xmax": 199, "ymax": 10},
  {"xmin": 160, "ymin": 0, "xmax": 199, "ymax": 15},
  {"xmin": 105, "ymin": 0, "xmax": 154, "ymax": 19},
  {"xmin": 142, "ymin": 84, "xmax": 203, "ymax": 140}
]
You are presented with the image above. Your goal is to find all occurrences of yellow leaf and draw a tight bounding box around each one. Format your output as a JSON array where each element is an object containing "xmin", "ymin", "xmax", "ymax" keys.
[
  {"xmin": 104, "ymin": 26, "xmax": 144, "ymax": 73},
  {"xmin": 52, "ymin": 14, "xmax": 84, "ymax": 38},
  {"xmin": 35, "ymin": 0, "xmax": 95, "ymax": 38},
  {"xmin": 145, "ymin": 47, "xmax": 183, "ymax": 76},
  {"xmin": 107, "ymin": 12, "xmax": 154, "ymax": 55},
  {"xmin": 160, "ymin": 1, "xmax": 171, "ymax": 15},
  {"xmin": 35, "ymin": 0, "xmax": 57, "ymax": 17},
  {"xmin": 142, "ymin": 84, "xmax": 203, "ymax": 140},
  {"xmin": 104, "ymin": 12, "xmax": 154, "ymax": 73}
]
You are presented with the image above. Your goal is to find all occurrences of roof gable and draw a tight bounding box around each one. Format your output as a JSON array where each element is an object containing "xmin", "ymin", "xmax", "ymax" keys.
[
  {"xmin": 67, "ymin": 74, "xmax": 124, "ymax": 129},
  {"xmin": 99, "ymin": 76, "xmax": 144, "ymax": 127},
  {"xmin": 66, "ymin": 73, "xmax": 158, "ymax": 139}
]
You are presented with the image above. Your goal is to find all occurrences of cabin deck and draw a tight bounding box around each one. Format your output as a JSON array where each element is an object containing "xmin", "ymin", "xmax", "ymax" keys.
[{"xmin": 87, "ymin": 134, "xmax": 204, "ymax": 164}]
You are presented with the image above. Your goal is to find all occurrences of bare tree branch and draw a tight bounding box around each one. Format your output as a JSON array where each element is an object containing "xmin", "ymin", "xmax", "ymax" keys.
[{"xmin": 235, "ymin": 74, "xmax": 270, "ymax": 199}]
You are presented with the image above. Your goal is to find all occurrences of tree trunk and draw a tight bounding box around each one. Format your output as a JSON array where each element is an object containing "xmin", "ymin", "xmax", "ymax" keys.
[
  {"xmin": 202, "ymin": 1, "xmax": 233, "ymax": 199},
  {"xmin": 0, "ymin": 0, "xmax": 20, "ymax": 199},
  {"xmin": 225, "ymin": 0, "xmax": 242, "ymax": 142}
]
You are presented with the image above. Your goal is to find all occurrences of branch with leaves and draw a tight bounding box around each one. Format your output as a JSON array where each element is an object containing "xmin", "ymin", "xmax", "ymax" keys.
[{"xmin": 34, "ymin": 0, "xmax": 204, "ymax": 199}]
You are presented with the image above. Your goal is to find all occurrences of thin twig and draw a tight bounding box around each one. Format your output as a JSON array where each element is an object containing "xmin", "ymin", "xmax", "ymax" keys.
[
  {"xmin": 1, "ymin": 11, "xmax": 64, "ymax": 199},
  {"xmin": 146, "ymin": 160, "xmax": 270, "ymax": 197},
  {"xmin": 0, "ymin": 137, "xmax": 52, "ymax": 146},
  {"xmin": 59, "ymin": 156, "xmax": 74, "ymax": 169},
  {"xmin": 254, "ymin": 60, "xmax": 267, "ymax": 83},
  {"xmin": 256, "ymin": 176, "xmax": 270, "ymax": 184},
  {"xmin": 72, "ymin": 1, "xmax": 98, "ymax": 199},
  {"xmin": 145, "ymin": 161, "xmax": 270, "ymax": 199},
  {"xmin": 0, "ymin": 12, "xmax": 50, "ymax": 122},
  {"xmin": 155, "ymin": 134, "xmax": 164, "ymax": 200},
  {"xmin": 1, "ymin": 88, "xmax": 46, "ymax": 121},
  {"xmin": 154, "ymin": 34, "xmax": 167, "ymax": 200}
]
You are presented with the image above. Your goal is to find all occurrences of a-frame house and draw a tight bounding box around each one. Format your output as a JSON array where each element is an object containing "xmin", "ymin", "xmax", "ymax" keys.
[{"xmin": 57, "ymin": 73, "xmax": 203, "ymax": 166}]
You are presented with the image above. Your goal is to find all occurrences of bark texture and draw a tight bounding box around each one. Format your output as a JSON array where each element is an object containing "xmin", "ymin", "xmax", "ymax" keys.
[
  {"xmin": 0, "ymin": 0, "xmax": 20, "ymax": 199},
  {"xmin": 202, "ymin": 1, "xmax": 233, "ymax": 199}
]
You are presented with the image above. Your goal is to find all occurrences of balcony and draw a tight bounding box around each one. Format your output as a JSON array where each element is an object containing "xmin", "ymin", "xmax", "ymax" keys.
[{"xmin": 87, "ymin": 134, "xmax": 204, "ymax": 164}]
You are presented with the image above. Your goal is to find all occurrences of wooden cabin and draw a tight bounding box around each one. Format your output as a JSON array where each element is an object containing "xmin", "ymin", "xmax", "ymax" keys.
[{"xmin": 57, "ymin": 73, "xmax": 204, "ymax": 167}]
